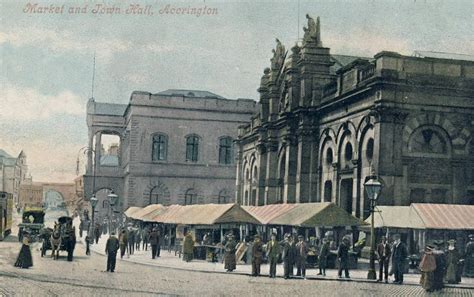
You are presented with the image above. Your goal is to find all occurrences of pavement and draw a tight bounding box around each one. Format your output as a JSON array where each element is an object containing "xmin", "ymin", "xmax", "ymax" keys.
[{"xmin": 77, "ymin": 224, "xmax": 474, "ymax": 290}]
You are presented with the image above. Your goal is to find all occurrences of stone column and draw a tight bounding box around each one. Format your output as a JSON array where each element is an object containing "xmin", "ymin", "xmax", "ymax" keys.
[
  {"xmin": 296, "ymin": 127, "xmax": 312, "ymax": 203},
  {"xmin": 264, "ymin": 141, "xmax": 279, "ymax": 205},
  {"xmin": 234, "ymin": 141, "xmax": 243, "ymax": 205},
  {"xmin": 256, "ymin": 144, "xmax": 267, "ymax": 206},
  {"xmin": 284, "ymin": 136, "xmax": 298, "ymax": 203}
]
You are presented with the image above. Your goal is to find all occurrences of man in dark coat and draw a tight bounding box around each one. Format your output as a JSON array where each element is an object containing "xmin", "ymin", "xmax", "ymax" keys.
[
  {"xmin": 94, "ymin": 223, "xmax": 101, "ymax": 244},
  {"xmin": 318, "ymin": 237, "xmax": 330, "ymax": 276},
  {"xmin": 465, "ymin": 234, "xmax": 474, "ymax": 277},
  {"xmin": 251, "ymin": 234, "xmax": 264, "ymax": 276},
  {"xmin": 296, "ymin": 235, "xmax": 308, "ymax": 278},
  {"xmin": 128, "ymin": 227, "xmax": 135, "ymax": 255},
  {"xmin": 149, "ymin": 228, "xmax": 159, "ymax": 259},
  {"xmin": 118, "ymin": 228, "xmax": 128, "ymax": 259},
  {"xmin": 105, "ymin": 232, "xmax": 119, "ymax": 272},
  {"xmin": 281, "ymin": 233, "xmax": 294, "ymax": 279},
  {"xmin": 391, "ymin": 234, "xmax": 408, "ymax": 284},
  {"xmin": 337, "ymin": 236, "xmax": 350, "ymax": 278},
  {"xmin": 377, "ymin": 236, "xmax": 391, "ymax": 283},
  {"xmin": 142, "ymin": 227, "xmax": 150, "ymax": 251},
  {"xmin": 266, "ymin": 233, "xmax": 280, "ymax": 278}
]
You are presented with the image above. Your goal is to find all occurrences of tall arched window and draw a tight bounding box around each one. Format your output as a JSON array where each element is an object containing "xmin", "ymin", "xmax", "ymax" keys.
[
  {"xmin": 149, "ymin": 184, "xmax": 170, "ymax": 205},
  {"xmin": 218, "ymin": 189, "xmax": 230, "ymax": 204},
  {"xmin": 219, "ymin": 137, "xmax": 233, "ymax": 164},
  {"xmin": 184, "ymin": 189, "xmax": 197, "ymax": 205},
  {"xmin": 152, "ymin": 134, "xmax": 168, "ymax": 161},
  {"xmin": 324, "ymin": 180, "xmax": 332, "ymax": 202},
  {"xmin": 186, "ymin": 135, "xmax": 200, "ymax": 162}
]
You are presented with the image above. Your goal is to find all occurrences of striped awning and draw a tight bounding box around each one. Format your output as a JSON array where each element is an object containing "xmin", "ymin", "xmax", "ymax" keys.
[
  {"xmin": 243, "ymin": 204, "xmax": 297, "ymax": 225},
  {"xmin": 412, "ymin": 203, "xmax": 474, "ymax": 230}
]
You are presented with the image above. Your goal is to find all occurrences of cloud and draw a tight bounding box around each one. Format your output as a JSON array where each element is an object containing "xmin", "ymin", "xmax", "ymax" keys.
[
  {"xmin": 0, "ymin": 27, "xmax": 177, "ymax": 61},
  {"xmin": 0, "ymin": 84, "xmax": 85, "ymax": 120}
]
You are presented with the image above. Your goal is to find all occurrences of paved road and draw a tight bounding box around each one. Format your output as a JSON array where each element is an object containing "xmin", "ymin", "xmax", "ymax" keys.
[{"xmin": 1, "ymin": 234, "xmax": 473, "ymax": 297}]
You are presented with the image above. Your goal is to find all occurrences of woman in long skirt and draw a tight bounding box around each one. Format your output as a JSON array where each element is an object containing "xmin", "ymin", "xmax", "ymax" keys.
[
  {"xmin": 224, "ymin": 234, "xmax": 237, "ymax": 272},
  {"xmin": 15, "ymin": 232, "xmax": 33, "ymax": 269},
  {"xmin": 419, "ymin": 245, "xmax": 436, "ymax": 292}
]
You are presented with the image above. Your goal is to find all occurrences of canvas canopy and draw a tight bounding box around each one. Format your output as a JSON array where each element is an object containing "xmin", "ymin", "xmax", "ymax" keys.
[
  {"xmin": 124, "ymin": 206, "xmax": 142, "ymax": 219},
  {"xmin": 363, "ymin": 206, "xmax": 424, "ymax": 229},
  {"xmin": 364, "ymin": 203, "xmax": 474, "ymax": 230},
  {"xmin": 152, "ymin": 203, "xmax": 260, "ymax": 225},
  {"xmin": 244, "ymin": 202, "xmax": 365, "ymax": 227},
  {"xmin": 126, "ymin": 204, "xmax": 163, "ymax": 221}
]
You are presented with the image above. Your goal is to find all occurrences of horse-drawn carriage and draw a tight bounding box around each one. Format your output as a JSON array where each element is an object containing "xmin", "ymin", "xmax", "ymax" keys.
[
  {"xmin": 40, "ymin": 216, "xmax": 76, "ymax": 261},
  {"xmin": 18, "ymin": 207, "xmax": 45, "ymax": 242}
]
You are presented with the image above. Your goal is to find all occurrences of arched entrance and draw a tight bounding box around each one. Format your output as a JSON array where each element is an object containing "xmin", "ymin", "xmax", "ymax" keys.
[{"xmin": 43, "ymin": 190, "xmax": 66, "ymax": 210}]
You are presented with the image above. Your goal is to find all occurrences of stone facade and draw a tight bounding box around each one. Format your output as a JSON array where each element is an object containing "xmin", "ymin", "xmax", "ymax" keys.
[
  {"xmin": 236, "ymin": 15, "xmax": 474, "ymax": 219},
  {"xmin": 0, "ymin": 149, "xmax": 28, "ymax": 204},
  {"xmin": 84, "ymin": 89, "xmax": 256, "ymax": 213}
]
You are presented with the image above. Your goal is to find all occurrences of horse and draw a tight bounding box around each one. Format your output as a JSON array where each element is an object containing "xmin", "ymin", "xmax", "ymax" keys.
[{"xmin": 50, "ymin": 223, "xmax": 62, "ymax": 260}]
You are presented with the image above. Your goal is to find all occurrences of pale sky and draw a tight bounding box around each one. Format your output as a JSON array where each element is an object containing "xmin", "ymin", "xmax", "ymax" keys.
[{"xmin": 1, "ymin": 0, "xmax": 473, "ymax": 182}]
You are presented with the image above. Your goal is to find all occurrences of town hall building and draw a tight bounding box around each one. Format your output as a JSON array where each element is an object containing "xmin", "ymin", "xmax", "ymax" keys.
[{"xmin": 235, "ymin": 15, "xmax": 474, "ymax": 219}]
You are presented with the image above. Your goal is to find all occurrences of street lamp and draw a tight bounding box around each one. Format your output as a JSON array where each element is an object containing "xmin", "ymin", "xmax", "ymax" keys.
[
  {"xmin": 107, "ymin": 191, "xmax": 118, "ymax": 234},
  {"xmin": 90, "ymin": 195, "xmax": 98, "ymax": 239},
  {"xmin": 365, "ymin": 174, "xmax": 383, "ymax": 280}
]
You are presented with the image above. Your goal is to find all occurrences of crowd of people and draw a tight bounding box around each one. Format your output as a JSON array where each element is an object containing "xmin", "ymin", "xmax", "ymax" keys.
[{"xmin": 15, "ymin": 211, "xmax": 474, "ymax": 292}]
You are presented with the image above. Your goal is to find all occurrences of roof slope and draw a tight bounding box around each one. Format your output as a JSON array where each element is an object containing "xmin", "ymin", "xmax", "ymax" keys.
[
  {"xmin": 156, "ymin": 89, "xmax": 225, "ymax": 99},
  {"xmin": 124, "ymin": 206, "xmax": 142, "ymax": 218},
  {"xmin": 412, "ymin": 203, "xmax": 474, "ymax": 230},
  {"xmin": 243, "ymin": 204, "xmax": 297, "ymax": 225},
  {"xmin": 270, "ymin": 203, "xmax": 365, "ymax": 227},
  {"xmin": 364, "ymin": 206, "xmax": 425, "ymax": 229}
]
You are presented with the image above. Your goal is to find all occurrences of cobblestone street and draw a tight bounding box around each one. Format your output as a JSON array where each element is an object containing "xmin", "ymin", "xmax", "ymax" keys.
[{"xmin": 1, "ymin": 229, "xmax": 473, "ymax": 297}]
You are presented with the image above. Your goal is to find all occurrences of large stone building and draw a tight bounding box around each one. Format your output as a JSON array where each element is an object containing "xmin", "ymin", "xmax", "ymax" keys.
[
  {"xmin": 84, "ymin": 89, "xmax": 256, "ymax": 214},
  {"xmin": 0, "ymin": 149, "xmax": 28, "ymax": 204},
  {"xmin": 236, "ymin": 15, "xmax": 474, "ymax": 219}
]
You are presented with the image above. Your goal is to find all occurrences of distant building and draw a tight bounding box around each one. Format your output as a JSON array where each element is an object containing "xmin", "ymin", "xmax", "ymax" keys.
[
  {"xmin": 84, "ymin": 89, "xmax": 256, "ymax": 215},
  {"xmin": 0, "ymin": 149, "xmax": 28, "ymax": 204},
  {"xmin": 236, "ymin": 15, "xmax": 474, "ymax": 218},
  {"xmin": 19, "ymin": 181, "xmax": 43, "ymax": 208}
]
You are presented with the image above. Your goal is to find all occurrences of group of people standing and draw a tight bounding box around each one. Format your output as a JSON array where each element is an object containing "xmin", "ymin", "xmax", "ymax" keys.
[
  {"xmin": 419, "ymin": 237, "xmax": 469, "ymax": 292},
  {"xmin": 224, "ymin": 232, "xmax": 333, "ymax": 280}
]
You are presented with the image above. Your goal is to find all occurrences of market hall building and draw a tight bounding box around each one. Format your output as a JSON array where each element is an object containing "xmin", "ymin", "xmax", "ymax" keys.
[
  {"xmin": 83, "ymin": 89, "xmax": 256, "ymax": 216},
  {"xmin": 235, "ymin": 15, "xmax": 474, "ymax": 219}
]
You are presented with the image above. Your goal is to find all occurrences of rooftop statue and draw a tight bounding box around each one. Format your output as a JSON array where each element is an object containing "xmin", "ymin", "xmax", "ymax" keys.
[
  {"xmin": 303, "ymin": 14, "xmax": 322, "ymax": 46},
  {"xmin": 271, "ymin": 38, "xmax": 286, "ymax": 70}
]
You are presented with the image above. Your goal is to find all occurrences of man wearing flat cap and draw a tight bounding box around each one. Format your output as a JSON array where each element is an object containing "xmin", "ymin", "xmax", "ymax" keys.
[
  {"xmin": 224, "ymin": 233, "xmax": 237, "ymax": 272},
  {"xmin": 391, "ymin": 234, "xmax": 407, "ymax": 284}
]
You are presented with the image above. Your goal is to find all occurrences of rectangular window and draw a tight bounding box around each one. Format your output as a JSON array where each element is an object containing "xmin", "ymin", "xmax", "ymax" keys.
[
  {"xmin": 186, "ymin": 136, "xmax": 199, "ymax": 162},
  {"xmin": 152, "ymin": 134, "xmax": 167, "ymax": 161},
  {"xmin": 218, "ymin": 137, "xmax": 233, "ymax": 164}
]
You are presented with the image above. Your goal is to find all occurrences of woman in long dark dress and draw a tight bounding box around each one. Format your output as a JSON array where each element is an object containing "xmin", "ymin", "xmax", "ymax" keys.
[{"xmin": 15, "ymin": 232, "xmax": 33, "ymax": 269}]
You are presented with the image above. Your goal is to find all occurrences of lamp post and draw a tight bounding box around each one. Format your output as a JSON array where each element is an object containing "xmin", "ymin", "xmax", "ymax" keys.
[
  {"xmin": 107, "ymin": 191, "xmax": 118, "ymax": 234},
  {"xmin": 90, "ymin": 195, "xmax": 98, "ymax": 240},
  {"xmin": 365, "ymin": 174, "xmax": 383, "ymax": 280}
]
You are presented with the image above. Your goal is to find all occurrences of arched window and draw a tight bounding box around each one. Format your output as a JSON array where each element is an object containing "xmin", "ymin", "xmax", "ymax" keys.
[
  {"xmin": 184, "ymin": 189, "xmax": 197, "ymax": 205},
  {"xmin": 149, "ymin": 184, "xmax": 170, "ymax": 205},
  {"xmin": 324, "ymin": 181, "xmax": 332, "ymax": 202},
  {"xmin": 326, "ymin": 148, "xmax": 333, "ymax": 165},
  {"xmin": 366, "ymin": 138, "xmax": 374, "ymax": 161},
  {"xmin": 345, "ymin": 142, "xmax": 353, "ymax": 161},
  {"xmin": 186, "ymin": 135, "xmax": 200, "ymax": 162},
  {"xmin": 219, "ymin": 137, "xmax": 233, "ymax": 164},
  {"xmin": 152, "ymin": 134, "xmax": 167, "ymax": 161}
]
